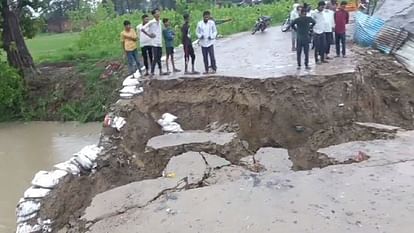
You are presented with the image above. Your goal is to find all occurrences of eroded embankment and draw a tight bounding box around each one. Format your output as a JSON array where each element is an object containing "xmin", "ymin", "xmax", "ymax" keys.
[{"xmin": 26, "ymin": 58, "xmax": 414, "ymax": 232}]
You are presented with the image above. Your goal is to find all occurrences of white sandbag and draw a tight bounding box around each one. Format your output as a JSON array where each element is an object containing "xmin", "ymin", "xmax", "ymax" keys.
[
  {"xmin": 157, "ymin": 118, "xmax": 168, "ymax": 127},
  {"xmin": 23, "ymin": 187, "xmax": 50, "ymax": 199},
  {"xmin": 38, "ymin": 218, "xmax": 53, "ymax": 233},
  {"xmin": 133, "ymin": 70, "xmax": 141, "ymax": 79},
  {"xmin": 16, "ymin": 200, "xmax": 40, "ymax": 217},
  {"xmin": 120, "ymin": 93, "xmax": 134, "ymax": 98},
  {"xmin": 74, "ymin": 153, "xmax": 93, "ymax": 170},
  {"xmin": 17, "ymin": 212, "xmax": 37, "ymax": 223},
  {"xmin": 119, "ymin": 86, "xmax": 137, "ymax": 93},
  {"xmin": 54, "ymin": 160, "xmax": 80, "ymax": 175},
  {"xmin": 123, "ymin": 77, "xmax": 140, "ymax": 86},
  {"xmin": 75, "ymin": 145, "xmax": 102, "ymax": 162},
  {"xmin": 16, "ymin": 223, "xmax": 41, "ymax": 233},
  {"xmin": 162, "ymin": 113, "xmax": 178, "ymax": 122},
  {"xmin": 31, "ymin": 170, "xmax": 68, "ymax": 189},
  {"xmin": 163, "ymin": 122, "xmax": 184, "ymax": 133},
  {"xmin": 112, "ymin": 116, "xmax": 126, "ymax": 131}
]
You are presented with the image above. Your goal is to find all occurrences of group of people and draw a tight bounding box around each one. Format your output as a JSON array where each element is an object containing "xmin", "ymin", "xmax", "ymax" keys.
[
  {"xmin": 290, "ymin": 0, "xmax": 349, "ymax": 69},
  {"xmin": 120, "ymin": 8, "xmax": 220, "ymax": 77}
]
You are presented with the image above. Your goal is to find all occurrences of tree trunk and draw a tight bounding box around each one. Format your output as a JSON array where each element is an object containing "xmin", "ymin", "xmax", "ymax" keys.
[{"xmin": 1, "ymin": 0, "xmax": 37, "ymax": 77}]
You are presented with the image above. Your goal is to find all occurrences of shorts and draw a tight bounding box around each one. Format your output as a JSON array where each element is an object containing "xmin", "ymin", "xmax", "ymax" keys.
[{"xmin": 166, "ymin": 47, "xmax": 174, "ymax": 55}]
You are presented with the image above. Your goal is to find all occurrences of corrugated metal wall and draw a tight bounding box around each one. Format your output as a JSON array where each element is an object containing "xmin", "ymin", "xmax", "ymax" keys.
[
  {"xmin": 354, "ymin": 11, "xmax": 408, "ymax": 54},
  {"xmin": 395, "ymin": 35, "xmax": 414, "ymax": 73},
  {"xmin": 354, "ymin": 12, "xmax": 385, "ymax": 47},
  {"xmin": 354, "ymin": 11, "xmax": 414, "ymax": 74}
]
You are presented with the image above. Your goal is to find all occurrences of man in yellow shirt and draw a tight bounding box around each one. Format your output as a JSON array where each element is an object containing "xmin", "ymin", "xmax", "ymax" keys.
[{"xmin": 120, "ymin": 20, "xmax": 142, "ymax": 75}]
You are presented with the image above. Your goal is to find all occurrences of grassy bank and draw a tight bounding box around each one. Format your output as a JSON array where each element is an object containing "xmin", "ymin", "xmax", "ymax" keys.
[
  {"xmin": 2, "ymin": 0, "xmax": 321, "ymax": 122},
  {"xmin": 26, "ymin": 33, "xmax": 80, "ymax": 62}
]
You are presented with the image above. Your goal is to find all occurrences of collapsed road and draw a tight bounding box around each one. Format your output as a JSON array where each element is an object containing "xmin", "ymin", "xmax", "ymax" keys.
[{"xmin": 15, "ymin": 26, "xmax": 414, "ymax": 233}]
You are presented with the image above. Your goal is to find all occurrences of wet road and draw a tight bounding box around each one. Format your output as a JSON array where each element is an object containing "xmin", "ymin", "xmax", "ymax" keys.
[
  {"xmin": 84, "ymin": 127, "xmax": 414, "ymax": 233},
  {"xmin": 165, "ymin": 26, "xmax": 356, "ymax": 79}
]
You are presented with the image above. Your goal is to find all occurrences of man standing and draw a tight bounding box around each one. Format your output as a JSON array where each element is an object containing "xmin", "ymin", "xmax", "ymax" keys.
[
  {"xmin": 162, "ymin": 18, "xmax": 180, "ymax": 73},
  {"xmin": 323, "ymin": 1, "xmax": 335, "ymax": 59},
  {"xmin": 137, "ymin": 14, "xmax": 152, "ymax": 76},
  {"xmin": 141, "ymin": 8, "xmax": 168, "ymax": 76},
  {"xmin": 312, "ymin": 1, "xmax": 328, "ymax": 64},
  {"xmin": 120, "ymin": 20, "xmax": 142, "ymax": 75},
  {"xmin": 291, "ymin": 8, "xmax": 316, "ymax": 70},
  {"xmin": 196, "ymin": 11, "xmax": 218, "ymax": 74},
  {"xmin": 290, "ymin": 4, "xmax": 301, "ymax": 51},
  {"xmin": 181, "ymin": 13, "xmax": 199, "ymax": 74},
  {"xmin": 335, "ymin": 1, "xmax": 349, "ymax": 57}
]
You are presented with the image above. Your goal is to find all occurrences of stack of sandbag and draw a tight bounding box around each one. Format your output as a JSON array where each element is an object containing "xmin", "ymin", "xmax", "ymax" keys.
[
  {"xmin": 157, "ymin": 113, "xmax": 184, "ymax": 133},
  {"xmin": 16, "ymin": 145, "xmax": 103, "ymax": 232},
  {"xmin": 120, "ymin": 70, "xmax": 144, "ymax": 99}
]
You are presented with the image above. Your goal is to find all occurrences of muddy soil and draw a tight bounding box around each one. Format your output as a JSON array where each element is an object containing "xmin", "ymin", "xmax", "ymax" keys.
[
  {"xmin": 24, "ymin": 61, "xmax": 125, "ymax": 121},
  {"xmin": 37, "ymin": 49, "xmax": 414, "ymax": 232}
]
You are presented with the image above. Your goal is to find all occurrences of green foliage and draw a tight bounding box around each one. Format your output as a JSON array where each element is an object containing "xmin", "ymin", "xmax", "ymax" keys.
[
  {"xmin": 74, "ymin": 0, "xmax": 294, "ymax": 61},
  {"xmin": 0, "ymin": 61, "xmax": 25, "ymax": 121}
]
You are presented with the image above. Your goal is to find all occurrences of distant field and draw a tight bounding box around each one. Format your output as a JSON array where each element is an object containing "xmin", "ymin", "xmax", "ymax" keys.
[{"xmin": 25, "ymin": 33, "xmax": 80, "ymax": 62}]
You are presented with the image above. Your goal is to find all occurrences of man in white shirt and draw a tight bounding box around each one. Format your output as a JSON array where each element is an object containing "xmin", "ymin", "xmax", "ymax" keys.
[
  {"xmin": 196, "ymin": 11, "xmax": 218, "ymax": 74},
  {"xmin": 137, "ymin": 14, "xmax": 153, "ymax": 76},
  {"xmin": 312, "ymin": 1, "xmax": 328, "ymax": 64},
  {"xmin": 323, "ymin": 1, "xmax": 335, "ymax": 59},
  {"xmin": 141, "ymin": 8, "xmax": 168, "ymax": 76},
  {"xmin": 290, "ymin": 3, "xmax": 301, "ymax": 51}
]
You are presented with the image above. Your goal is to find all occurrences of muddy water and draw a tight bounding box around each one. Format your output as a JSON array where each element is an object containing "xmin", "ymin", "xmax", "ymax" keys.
[{"xmin": 0, "ymin": 122, "xmax": 101, "ymax": 233}]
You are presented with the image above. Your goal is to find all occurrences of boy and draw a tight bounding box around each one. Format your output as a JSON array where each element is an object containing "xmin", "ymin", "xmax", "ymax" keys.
[
  {"xmin": 137, "ymin": 14, "xmax": 153, "ymax": 76},
  {"xmin": 196, "ymin": 11, "xmax": 218, "ymax": 74},
  {"xmin": 141, "ymin": 8, "xmax": 168, "ymax": 76},
  {"xmin": 181, "ymin": 13, "xmax": 199, "ymax": 74},
  {"xmin": 291, "ymin": 8, "xmax": 316, "ymax": 69},
  {"xmin": 162, "ymin": 18, "xmax": 180, "ymax": 73},
  {"xmin": 335, "ymin": 1, "xmax": 349, "ymax": 57},
  {"xmin": 312, "ymin": 1, "xmax": 329, "ymax": 64},
  {"xmin": 120, "ymin": 20, "xmax": 142, "ymax": 75}
]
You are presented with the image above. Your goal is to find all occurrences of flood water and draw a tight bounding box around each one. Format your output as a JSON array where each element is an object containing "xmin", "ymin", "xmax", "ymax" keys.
[{"xmin": 0, "ymin": 122, "xmax": 101, "ymax": 233}]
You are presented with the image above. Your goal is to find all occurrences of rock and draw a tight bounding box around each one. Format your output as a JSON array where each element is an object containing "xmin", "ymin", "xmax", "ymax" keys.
[
  {"xmin": 163, "ymin": 151, "xmax": 207, "ymax": 184},
  {"xmin": 146, "ymin": 131, "xmax": 236, "ymax": 150},
  {"xmin": 201, "ymin": 153, "xmax": 231, "ymax": 169},
  {"xmin": 82, "ymin": 178, "xmax": 179, "ymax": 222},
  {"xmin": 253, "ymin": 148, "xmax": 293, "ymax": 173}
]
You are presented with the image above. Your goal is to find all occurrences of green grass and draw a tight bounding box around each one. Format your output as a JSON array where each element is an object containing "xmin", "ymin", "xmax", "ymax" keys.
[{"xmin": 25, "ymin": 33, "xmax": 80, "ymax": 62}]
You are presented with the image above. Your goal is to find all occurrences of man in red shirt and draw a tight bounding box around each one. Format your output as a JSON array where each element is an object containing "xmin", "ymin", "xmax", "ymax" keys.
[{"xmin": 334, "ymin": 1, "xmax": 349, "ymax": 57}]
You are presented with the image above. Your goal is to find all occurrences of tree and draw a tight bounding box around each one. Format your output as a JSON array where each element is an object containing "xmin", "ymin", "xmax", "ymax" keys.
[{"xmin": 0, "ymin": 0, "xmax": 37, "ymax": 76}]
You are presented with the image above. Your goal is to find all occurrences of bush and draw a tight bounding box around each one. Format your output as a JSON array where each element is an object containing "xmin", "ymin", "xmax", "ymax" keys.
[
  {"xmin": 74, "ymin": 0, "xmax": 296, "ymax": 59},
  {"xmin": 0, "ymin": 61, "xmax": 25, "ymax": 121}
]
